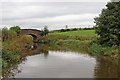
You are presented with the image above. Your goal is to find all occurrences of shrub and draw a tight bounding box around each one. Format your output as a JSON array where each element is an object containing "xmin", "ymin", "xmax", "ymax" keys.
[{"xmin": 10, "ymin": 26, "xmax": 21, "ymax": 36}]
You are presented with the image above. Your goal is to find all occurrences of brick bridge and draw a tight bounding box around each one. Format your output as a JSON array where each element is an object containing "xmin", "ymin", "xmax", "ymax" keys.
[{"xmin": 21, "ymin": 29, "xmax": 41, "ymax": 42}]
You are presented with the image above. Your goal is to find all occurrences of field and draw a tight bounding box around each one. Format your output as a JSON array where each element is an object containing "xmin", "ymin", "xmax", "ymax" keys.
[{"xmin": 50, "ymin": 30, "xmax": 97, "ymax": 36}]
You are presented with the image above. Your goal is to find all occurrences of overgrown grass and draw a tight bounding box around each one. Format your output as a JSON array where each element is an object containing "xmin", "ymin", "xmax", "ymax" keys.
[
  {"xmin": 88, "ymin": 42, "xmax": 119, "ymax": 59},
  {"xmin": 25, "ymin": 35, "xmax": 33, "ymax": 40},
  {"xmin": 40, "ymin": 30, "xmax": 119, "ymax": 59},
  {"xmin": 39, "ymin": 30, "xmax": 97, "ymax": 53},
  {"xmin": 2, "ymin": 35, "xmax": 33, "ymax": 68},
  {"xmin": 50, "ymin": 30, "xmax": 97, "ymax": 36}
]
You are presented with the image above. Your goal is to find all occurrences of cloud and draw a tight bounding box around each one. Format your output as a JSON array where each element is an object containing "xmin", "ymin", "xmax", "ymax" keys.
[
  {"xmin": 2, "ymin": 2, "xmax": 106, "ymax": 20},
  {"xmin": 10, "ymin": 13, "xmax": 97, "ymax": 23},
  {"xmin": 1, "ymin": 2, "xmax": 108, "ymax": 30},
  {"xmin": 1, "ymin": 0, "xmax": 111, "ymax": 2}
]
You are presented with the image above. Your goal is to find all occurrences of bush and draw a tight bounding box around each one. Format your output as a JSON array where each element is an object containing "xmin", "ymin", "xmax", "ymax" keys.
[
  {"xmin": 60, "ymin": 29, "xmax": 65, "ymax": 32},
  {"xmin": 10, "ymin": 26, "xmax": 21, "ymax": 36},
  {"xmin": 88, "ymin": 41, "xmax": 119, "ymax": 58},
  {"xmin": 41, "ymin": 26, "xmax": 49, "ymax": 36},
  {"xmin": 72, "ymin": 28, "xmax": 77, "ymax": 31},
  {"xmin": 2, "ymin": 27, "xmax": 17, "ymax": 42},
  {"xmin": 2, "ymin": 59, "xmax": 8, "ymax": 68},
  {"xmin": 2, "ymin": 34, "xmax": 33, "ymax": 67}
]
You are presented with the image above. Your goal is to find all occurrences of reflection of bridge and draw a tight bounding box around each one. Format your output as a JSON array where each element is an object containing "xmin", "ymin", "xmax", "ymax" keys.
[{"xmin": 21, "ymin": 29, "xmax": 41, "ymax": 42}]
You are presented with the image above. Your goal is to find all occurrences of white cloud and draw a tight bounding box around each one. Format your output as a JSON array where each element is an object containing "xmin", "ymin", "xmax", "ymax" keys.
[
  {"xmin": 1, "ymin": 2, "xmax": 108, "ymax": 30},
  {"xmin": 12, "ymin": 13, "xmax": 97, "ymax": 23},
  {"xmin": 1, "ymin": 0, "xmax": 111, "ymax": 2}
]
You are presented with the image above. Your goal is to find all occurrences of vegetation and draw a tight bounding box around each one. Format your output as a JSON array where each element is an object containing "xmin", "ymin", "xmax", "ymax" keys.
[
  {"xmin": 93, "ymin": 1, "xmax": 120, "ymax": 54},
  {"xmin": 94, "ymin": 2, "xmax": 120, "ymax": 47},
  {"xmin": 10, "ymin": 26, "xmax": 21, "ymax": 36},
  {"xmin": 38, "ymin": 33, "xmax": 93, "ymax": 53},
  {"xmin": 40, "ymin": 26, "xmax": 49, "ymax": 36},
  {"xmin": 40, "ymin": 27, "xmax": 119, "ymax": 59},
  {"xmin": 1, "ymin": 1, "xmax": 120, "ymax": 68},
  {"xmin": 50, "ymin": 30, "xmax": 96, "ymax": 36},
  {"xmin": 51, "ymin": 27, "xmax": 95, "ymax": 33},
  {"xmin": 2, "ymin": 27, "xmax": 33, "ymax": 68}
]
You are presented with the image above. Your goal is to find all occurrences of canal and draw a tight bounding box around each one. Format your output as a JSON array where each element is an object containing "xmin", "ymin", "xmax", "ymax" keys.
[{"xmin": 2, "ymin": 44, "xmax": 120, "ymax": 78}]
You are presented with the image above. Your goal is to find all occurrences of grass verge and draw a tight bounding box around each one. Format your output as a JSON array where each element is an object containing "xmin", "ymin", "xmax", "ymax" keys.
[{"xmin": 39, "ymin": 30, "xmax": 120, "ymax": 59}]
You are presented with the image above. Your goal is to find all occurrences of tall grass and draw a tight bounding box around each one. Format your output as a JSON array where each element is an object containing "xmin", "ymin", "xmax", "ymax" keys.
[
  {"xmin": 38, "ymin": 30, "xmax": 97, "ymax": 53},
  {"xmin": 88, "ymin": 42, "xmax": 119, "ymax": 59},
  {"xmin": 2, "ymin": 29, "xmax": 33, "ymax": 68},
  {"xmin": 39, "ymin": 30, "xmax": 119, "ymax": 59},
  {"xmin": 50, "ymin": 30, "xmax": 97, "ymax": 36}
]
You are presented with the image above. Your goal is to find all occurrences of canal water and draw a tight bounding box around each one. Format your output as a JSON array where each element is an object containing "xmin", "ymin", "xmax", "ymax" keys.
[{"xmin": 2, "ymin": 44, "xmax": 120, "ymax": 78}]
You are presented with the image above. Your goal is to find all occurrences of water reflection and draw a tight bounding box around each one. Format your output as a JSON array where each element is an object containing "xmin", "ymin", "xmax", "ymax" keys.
[
  {"xmin": 2, "ymin": 44, "xmax": 120, "ymax": 78},
  {"xmin": 2, "ymin": 58, "xmax": 26, "ymax": 78},
  {"xmin": 94, "ymin": 58, "xmax": 120, "ymax": 78}
]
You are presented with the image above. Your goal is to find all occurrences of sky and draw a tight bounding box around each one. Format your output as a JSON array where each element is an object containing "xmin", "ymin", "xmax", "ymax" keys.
[{"xmin": 0, "ymin": 0, "xmax": 111, "ymax": 30}]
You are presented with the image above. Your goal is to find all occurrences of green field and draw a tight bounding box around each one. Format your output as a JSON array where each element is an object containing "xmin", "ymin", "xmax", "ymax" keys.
[{"xmin": 50, "ymin": 30, "xmax": 96, "ymax": 36}]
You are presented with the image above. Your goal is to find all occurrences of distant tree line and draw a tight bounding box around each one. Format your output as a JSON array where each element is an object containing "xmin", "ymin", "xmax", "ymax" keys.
[{"xmin": 51, "ymin": 27, "xmax": 95, "ymax": 32}]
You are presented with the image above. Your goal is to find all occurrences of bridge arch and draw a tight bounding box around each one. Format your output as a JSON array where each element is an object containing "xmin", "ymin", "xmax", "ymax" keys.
[{"xmin": 21, "ymin": 29, "xmax": 41, "ymax": 42}]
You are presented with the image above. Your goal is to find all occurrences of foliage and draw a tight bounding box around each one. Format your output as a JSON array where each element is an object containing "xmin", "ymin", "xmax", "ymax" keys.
[
  {"xmin": 72, "ymin": 28, "xmax": 77, "ymax": 31},
  {"xmin": 25, "ymin": 35, "xmax": 33, "ymax": 40},
  {"xmin": 2, "ymin": 59, "xmax": 8, "ymax": 68},
  {"xmin": 10, "ymin": 26, "xmax": 21, "ymax": 36},
  {"xmin": 2, "ymin": 27, "xmax": 17, "ymax": 41},
  {"xmin": 52, "ymin": 27, "xmax": 95, "ymax": 32},
  {"xmin": 38, "ymin": 30, "xmax": 97, "ymax": 53},
  {"xmin": 51, "ymin": 30, "xmax": 97, "ymax": 36},
  {"xmin": 41, "ymin": 26, "xmax": 49, "ymax": 36},
  {"xmin": 88, "ymin": 41, "xmax": 119, "ymax": 58},
  {"xmin": 38, "ymin": 32, "xmax": 97, "ymax": 44},
  {"xmin": 94, "ymin": 1, "xmax": 120, "ymax": 47},
  {"xmin": 39, "ymin": 30, "xmax": 119, "ymax": 59},
  {"xmin": 2, "ymin": 27, "xmax": 33, "ymax": 67}
]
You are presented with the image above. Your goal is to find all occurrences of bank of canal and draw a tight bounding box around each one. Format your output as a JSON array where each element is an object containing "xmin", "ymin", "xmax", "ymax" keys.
[{"xmin": 2, "ymin": 44, "xmax": 120, "ymax": 78}]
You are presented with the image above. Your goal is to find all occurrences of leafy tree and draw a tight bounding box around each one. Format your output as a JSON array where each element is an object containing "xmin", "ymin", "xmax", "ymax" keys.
[
  {"xmin": 2, "ymin": 27, "xmax": 9, "ymax": 41},
  {"xmin": 41, "ymin": 26, "xmax": 49, "ymax": 36},
  {"xmin": 94, "ymin": 1, "xmax": 120, "ymax": 54},
  {"xmin": 72, "ymin": 28, "xmax": 77, "ymax": 31},
  {"xmin": 10, "ymin": 26, "xmax": 21, "ymax": 36},
  {"xmin": 2, "ymin": 27, "xmax": 17, "ymax": 41},
  {"xmin": 94, "ymin": 1, "xmax": 120, "ymax": 47},
  {"xmin": 60, "ymin": 29, "xmax": 65, "ymax": 32}
]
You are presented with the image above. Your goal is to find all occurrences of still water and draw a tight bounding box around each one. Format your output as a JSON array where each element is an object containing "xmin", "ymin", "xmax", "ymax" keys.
[{"xmin": 2, "ymin": 44, "xmax": 120, "ymax": 78}]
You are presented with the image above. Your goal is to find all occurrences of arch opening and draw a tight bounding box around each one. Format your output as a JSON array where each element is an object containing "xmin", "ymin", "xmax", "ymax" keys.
[{"xmin": 26, "ymin": 34, "xmax": 38, "ymax": 42}]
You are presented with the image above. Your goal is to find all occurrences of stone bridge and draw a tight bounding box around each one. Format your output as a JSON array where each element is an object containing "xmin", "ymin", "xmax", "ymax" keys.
[{"xmin": 21, "ymin": 29, "xmax": 41, "ymax": 42}]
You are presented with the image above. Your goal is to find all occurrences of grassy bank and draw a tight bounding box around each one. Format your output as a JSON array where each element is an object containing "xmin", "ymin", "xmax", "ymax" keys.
[
  {"xmin": 2, "ymin": 35, "xmax": 33, "ymax": 68},
  {"xmin": 39, "ymin": 30, "xmax": 119, "ymax": 59},
  {"xmin": 50, "ymin": 30, "xmax": 96, "ymax": 36}
]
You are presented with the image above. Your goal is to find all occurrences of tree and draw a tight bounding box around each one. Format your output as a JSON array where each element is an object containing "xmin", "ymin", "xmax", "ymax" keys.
[
  {"xmin": 2, "ymin": 27, "xmax": 9, "ymax": 41},
  {"xmin": 10, "ymin": 26, "xmax": 21, "ymax": 36},
  {"xmin": 44, "ymin": 26, "xmax": 49, "ymax": 36},
  {"xmin": 94, "ymin": 1, "xmax": 120, "ymax": 54},
  {"xmin": 94, "ymin": 1, "xmax": 120, "ymax": 47},
  {"xmin": 2, "ymin": 27, "xmax": 17, "ymax": 41},
  {"xmin": 41, "ymin": 26, "xmax": 49, "ymax": 36}
]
